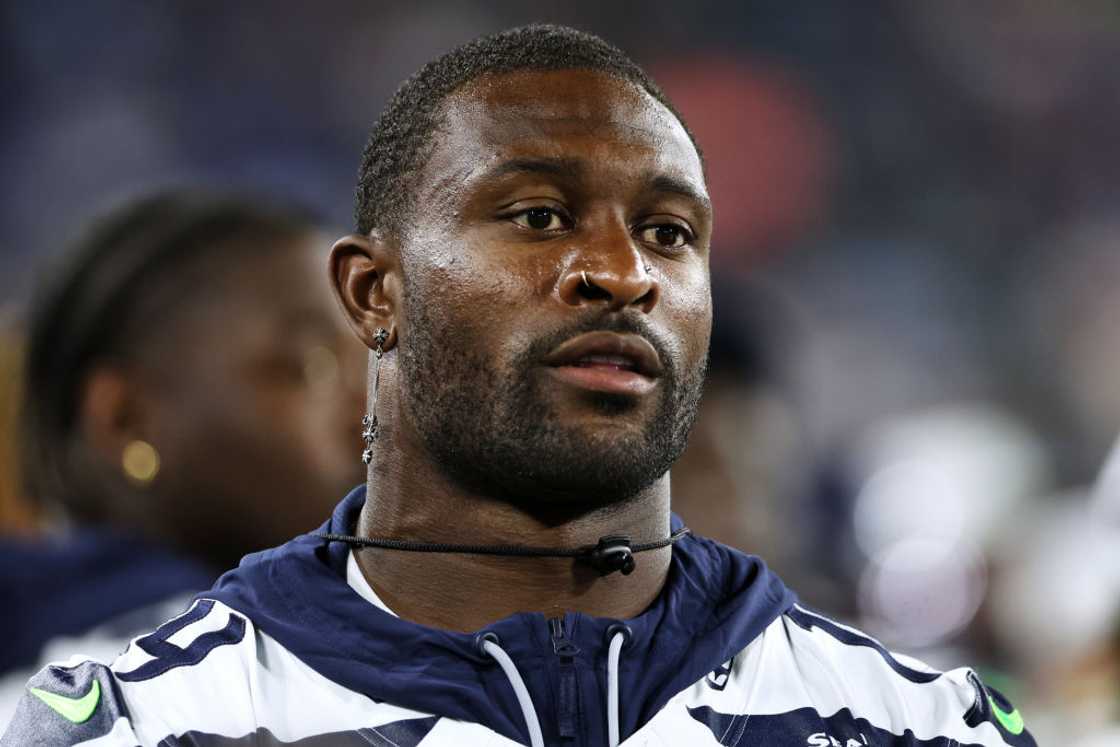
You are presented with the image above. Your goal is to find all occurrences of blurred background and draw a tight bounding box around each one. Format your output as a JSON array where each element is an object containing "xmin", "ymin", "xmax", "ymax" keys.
[{"xmin": 1, "ymin": 1, "xmax": 1118, "ymax": 741}]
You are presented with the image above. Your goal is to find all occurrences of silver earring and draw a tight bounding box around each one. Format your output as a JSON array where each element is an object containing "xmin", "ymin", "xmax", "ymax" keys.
[
  {"xmin": 643, "ymin": 263, "xmax": 652, "ymax": 274},
  {"xmin": 361, "ymin": 328, "xmax": 389, "ymax": 465},
  {"xmin": 581, "ymin": 270, "xmax": 591, "ymax": 288}
]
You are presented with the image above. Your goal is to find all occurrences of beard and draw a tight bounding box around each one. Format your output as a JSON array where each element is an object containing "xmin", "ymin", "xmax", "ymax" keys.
[{"xmin": 397, "ymin": 275, "xmax": 708, "ymax": 511}]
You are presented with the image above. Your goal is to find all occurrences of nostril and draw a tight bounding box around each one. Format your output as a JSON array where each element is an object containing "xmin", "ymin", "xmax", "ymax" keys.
[{"xmin": 578, "ymin": 280, "xmax": 612, "ymax": 303}]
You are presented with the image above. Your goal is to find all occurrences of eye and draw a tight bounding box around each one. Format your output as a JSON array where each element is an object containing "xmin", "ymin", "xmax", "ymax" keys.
[
  {"xmin": 637, "ymin": 223, "xmax": 692, "ymax": 250},
  {"xmin": 511, "ymin": 207, "xmax": 568, "ymax": 232}
]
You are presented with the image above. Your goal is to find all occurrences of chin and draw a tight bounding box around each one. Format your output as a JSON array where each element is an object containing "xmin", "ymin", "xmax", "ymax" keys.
[{"xmin": 518, "ymin": 442, "xmax": 669, "ymax": 506}]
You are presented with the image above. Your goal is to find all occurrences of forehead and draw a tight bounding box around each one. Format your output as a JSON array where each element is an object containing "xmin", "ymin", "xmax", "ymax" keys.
[
  {"xmin": 156, "ymin": 235, "xmax": 330, "ymax": 320},
  {"xmin": 422, "ymin": 69, "xmax": 705, "ymax": 197}
]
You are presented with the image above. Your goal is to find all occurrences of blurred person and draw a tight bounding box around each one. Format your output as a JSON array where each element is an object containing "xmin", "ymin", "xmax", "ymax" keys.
[
  {"xmin": 0, "ymin": 190, "xmax": 366, "ymax": 724},
  {"xmin": 986, "ymin": 493, "xmax": 1120, "ymax": 745},
  {"xmin": 670, "ymin": 282, "xmax": 855, "ymax": 616},
  {"xmin": 670, "ymin": 282, "xmax": 807, "ymax": 573},
  {"xmin": 984, "ymin": 437, "xmax": 1120, "ymax": 745},
  {"xmin": 5, "ymin": 26, "xmax": 1034, "ymax": 746},
  {"xmin": 1012, "ymin": 216, "xmax": 1120, "ymax": 481}
]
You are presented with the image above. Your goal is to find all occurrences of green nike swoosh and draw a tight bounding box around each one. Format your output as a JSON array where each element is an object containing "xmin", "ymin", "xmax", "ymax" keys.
[
  {"xmin": 29, "ymin": 680, "xmax": 100, "ymax": 724},
  {"xmin": 989, "ymin": 694, "xmax": 1024, "ymax": 735}
]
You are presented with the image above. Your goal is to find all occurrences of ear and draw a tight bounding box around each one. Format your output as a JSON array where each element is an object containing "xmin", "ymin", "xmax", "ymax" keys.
[
  {"xmin": 79, "ymin": 365, "xmax": 146, "ymax": 466},
  {"xmin": 329, "ymin": 233, "xmax": 399, "ymax": 351}
]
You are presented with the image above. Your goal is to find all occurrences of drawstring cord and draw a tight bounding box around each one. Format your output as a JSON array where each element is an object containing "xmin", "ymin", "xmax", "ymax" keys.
[
  {"xmin": 318, "ymin": 528, "xmax": 689, "ymax": 577},
  {"xmin": 606, "ymin": 629, "xmax": 628, "ymax": 747},
  {"xmin": 479, "ymin": 635, "xmax": 545, "ymax": 747},
  {"xmin": 479, "ymin": 628, "xmax": 631, "ymax": 747}
]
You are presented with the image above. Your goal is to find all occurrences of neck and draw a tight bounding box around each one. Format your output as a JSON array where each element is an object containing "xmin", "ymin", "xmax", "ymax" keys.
[{"xmin": 353, "ymin": 426, "xmax": 672, "ymax": 633}]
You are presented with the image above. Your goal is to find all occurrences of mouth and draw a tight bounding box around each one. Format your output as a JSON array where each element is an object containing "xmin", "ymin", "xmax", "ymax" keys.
[{"xmin": 542, "ymin": 331, "xmax": 663, "ymax": 396}]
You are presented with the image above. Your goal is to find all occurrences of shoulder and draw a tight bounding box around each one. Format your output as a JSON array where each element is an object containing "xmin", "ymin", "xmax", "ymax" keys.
[
  {"xmin": 677, "ymin": 604, "xmax": 1035, "ymax": 746},
  {"xmin": 0, "ymin": 593, "xmax": 195, "ymax": 728},
  {"xmin": 1, "ymin": 659, "xmax": 136, "ymax": 746},
  {"xmin": 3, "ymin": 598, "xmax": 257, "ymax": 746},
  {"xmin": 3, "ymin": 598, "xmax": 415, "ymax": 746},
  {"xmin": 766, "ymin": 605, "xmax": 1036, "ymax": 745}
]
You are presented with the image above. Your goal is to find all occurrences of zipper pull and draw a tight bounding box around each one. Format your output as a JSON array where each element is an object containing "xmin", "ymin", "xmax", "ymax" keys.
[
  {"xmin": 548, "ymin": 617, "xmax": 581, "ymax": 739},
  {"xmin": 549, "ymin": 617, "xmax": 581, "ymax": 658}
]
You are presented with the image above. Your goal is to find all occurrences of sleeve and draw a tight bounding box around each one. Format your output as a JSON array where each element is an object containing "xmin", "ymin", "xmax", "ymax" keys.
[
  {"xmin": 959, "ymin": 669, "xmax": 1038, "ymax": 747},
  {"xmin": 1, "ymin": 659, "xmax": 140, "ymax": 747}
]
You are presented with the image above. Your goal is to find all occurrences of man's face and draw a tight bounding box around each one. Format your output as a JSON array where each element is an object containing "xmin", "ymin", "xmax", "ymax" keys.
[{"xmin": 396, "ymin": 69, "xmax": 713, "ymax": 507}]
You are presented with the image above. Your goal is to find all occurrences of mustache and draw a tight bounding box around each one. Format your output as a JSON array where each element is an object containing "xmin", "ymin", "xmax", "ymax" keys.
[{"xmin": 521, "ymin": 312, "xmax": 678, "ymax": 378}]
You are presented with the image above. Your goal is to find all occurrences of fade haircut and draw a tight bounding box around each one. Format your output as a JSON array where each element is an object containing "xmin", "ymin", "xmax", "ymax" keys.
[{"xmin": 355, "ymin": 23, "xmax": 697, "ymax": 236}]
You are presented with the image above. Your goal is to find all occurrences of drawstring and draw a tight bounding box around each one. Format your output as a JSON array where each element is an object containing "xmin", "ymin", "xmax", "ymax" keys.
[
  {"xmin": 479, "ymin": 627, "xmax": 632, "ymax": 747},
  {"xmin": 318, "ymin": 528, "xmax": 689, "ymax": 577},
  {"xmin": 479, "ymin": 635, "xmax": 545, "ymax": 747},
  {"xmin": 606, "ymin": 626, "xmax": 630, "ymax": 747}
]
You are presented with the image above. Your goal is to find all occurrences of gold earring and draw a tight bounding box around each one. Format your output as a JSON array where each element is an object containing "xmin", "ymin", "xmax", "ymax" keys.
[{"xmin": 122, "ymin": 440, "xmax": 160, "ymax": 486}]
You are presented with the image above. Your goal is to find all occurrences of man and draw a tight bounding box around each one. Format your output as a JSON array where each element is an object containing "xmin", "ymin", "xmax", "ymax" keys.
[
  {"xmin": 0, "ymin": 191, "xmax": 367, "ymax": 726},
  {"xmin": 4, "ymin": 25, "xmax": 1035, "ymax": 746}
]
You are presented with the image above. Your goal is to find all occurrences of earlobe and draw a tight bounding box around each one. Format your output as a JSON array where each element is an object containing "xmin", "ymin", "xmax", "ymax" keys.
[
  {"xmin": 329, "ymin": 233, "xmax": 398, "ymax": 351},
  {"xmin": 80, "ymin": 367, "xmax": 143, "ymax": 466}
]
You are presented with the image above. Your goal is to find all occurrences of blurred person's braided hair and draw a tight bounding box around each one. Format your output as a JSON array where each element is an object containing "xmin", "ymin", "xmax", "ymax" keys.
[
  {"xmin": 355, "ymin": 23, "xmax": 700, "ymax": 237},
  {"xmin": 21, "ymin": 189, "xmax": 318, "ymax": 522}
]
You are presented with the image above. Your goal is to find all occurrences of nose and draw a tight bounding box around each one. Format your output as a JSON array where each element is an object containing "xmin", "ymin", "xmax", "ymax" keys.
[{"xmin": 558, "ymin": 223, "xmax": 659, "ymax": 314}]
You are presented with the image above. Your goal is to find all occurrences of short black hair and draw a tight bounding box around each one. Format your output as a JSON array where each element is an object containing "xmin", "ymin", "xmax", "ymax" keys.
[
  {"xmin": 21, "ymin": 189, "xmax": 318, "ymax": 518},
  {"xmin": 355, "ymin": 23, "xmax": 697, "ymax": 236}
]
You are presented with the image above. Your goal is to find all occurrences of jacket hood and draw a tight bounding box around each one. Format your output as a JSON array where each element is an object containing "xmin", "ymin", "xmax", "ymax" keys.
[{"xmin": 205, "ymin": 486, "xmax": 796, "ymax": 744}]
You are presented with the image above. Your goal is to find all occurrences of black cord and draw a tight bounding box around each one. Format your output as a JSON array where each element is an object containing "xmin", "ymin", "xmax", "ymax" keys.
[{"xmin": 315, "ymin": 527, "xmax": 690, "ymax": 576}]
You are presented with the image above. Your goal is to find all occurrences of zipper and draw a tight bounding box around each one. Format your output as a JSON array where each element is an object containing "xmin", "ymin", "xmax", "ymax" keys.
[{"xmin": 549, "ymin": 617, "xmax": 581, "ymax": 740}]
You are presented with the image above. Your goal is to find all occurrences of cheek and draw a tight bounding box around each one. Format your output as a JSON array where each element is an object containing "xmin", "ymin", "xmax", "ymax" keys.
[
  {"xmin": 159, "ymin": 386, "xmax": 339, "ymax": 489},
  {"xmin": 153, "ymin": 389, "xmax": 257, "ymax": 462},
  {"xmin": 403, "ymin": 242, "xmax": 540, "ymax": 347},
  {"xmin": 151, "ymin": 355, "xmax": 292, "ymax": 455},
  {"xmin": 661, "ymin": 268, "xmax": 713, "ymax": 360}
]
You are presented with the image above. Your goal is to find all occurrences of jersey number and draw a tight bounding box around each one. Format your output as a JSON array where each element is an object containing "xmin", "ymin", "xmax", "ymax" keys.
[{"xmin": 117, "ymin": 599, "xmax": 246, "ymax": 682}]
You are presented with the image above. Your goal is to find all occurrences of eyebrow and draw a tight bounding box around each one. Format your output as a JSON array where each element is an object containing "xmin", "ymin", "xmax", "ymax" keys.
[
  {"xmin": 477, "ymin": 157, "xmax": 710, "ymax": 211},
  {"xmin": 482, "ymin": 157, "xmax": 585, "ymax": 181},
  {"xmin": 648, "ymin": 173, "xmax": 712, "ymax": 212}
]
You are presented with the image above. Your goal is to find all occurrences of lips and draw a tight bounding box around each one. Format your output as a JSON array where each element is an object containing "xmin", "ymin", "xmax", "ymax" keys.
[{"xmin": 542, "ymin": 331, "xmax": 663, "ymax": 395}]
